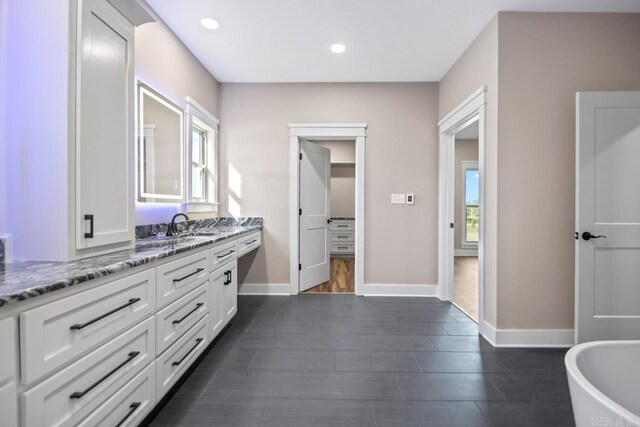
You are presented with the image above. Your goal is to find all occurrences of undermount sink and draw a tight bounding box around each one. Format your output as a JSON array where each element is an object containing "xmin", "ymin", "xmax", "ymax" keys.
[
  {"xmin": 192, "ymin": 230, "xmax": 221, "ymax": 236},
  {"xmin": 135, "ymin": 234, "xmax": 201, "ymax": 249}
]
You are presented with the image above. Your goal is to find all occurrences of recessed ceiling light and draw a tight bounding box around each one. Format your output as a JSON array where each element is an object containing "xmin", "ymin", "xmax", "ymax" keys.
[
  {"xmin": 201, "ymin": 18, "xmax": 219, "ymax": 30},
  {"xmin": 330, "ymin": 43, "xmax": 346, "ymax": 54}
]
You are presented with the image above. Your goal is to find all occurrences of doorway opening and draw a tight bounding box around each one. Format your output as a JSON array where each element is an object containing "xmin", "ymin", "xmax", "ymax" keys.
[
  {"xmin": 303, "ymin": 140, "xmax": 356, "ymax": 294},
  {"xmin": 438, "ymin": 87, "xmax": 486, "ymax": 332},
  {"xmin": 452, "ymin": 122, "xmax": 479, "ymax": 321},
  {"xmin": 289, "ymin": 123, "xmax": 366, "ymax": 296}
]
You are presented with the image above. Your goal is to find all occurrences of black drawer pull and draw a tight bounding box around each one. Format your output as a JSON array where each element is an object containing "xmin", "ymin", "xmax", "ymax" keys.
[
  {"xmin": 70, "ymin": 351, "xmax": 140, "ymax": 399},
  {"xmin": 70, "ymin": 298, "xmax": 141, "ymax": 330},
  {"xmin": 337, "ymin": 236, "xmax": 348, "ymax": 239},
  {"xmin": 337, "ymin": 224, "xmax": 348, "ymax": 228},
  {"xmin": 338, "ymin": 247, "xmax": 348, "ymax": 250},
  {"xmin": 173, "ymin": 268, "xmax": 204, "ymax": 283},
  {"xmin": 172, "ymin": 338, "xmax": 203, "ymax": 366},
  {"xmin": 84, "ymin": 214, "xmax": 94, "ymax": 239},
  {"xmin": 217, "ymin": 250, "xmax": 235, "ymax": 259},
  {"xmin": 173, "ymin": 303, "xmax": 204, "ymax": 324},
  {"xmin": 115, "ymin": 402, "xmax": 141, "ymax": 427},
  {"xmin": 224, "ymin": 270, "xmax": 231, "ymax": 286},
  {"xmin": 245, "ymin": 239, "xmax": 258, "ymax": 245}
]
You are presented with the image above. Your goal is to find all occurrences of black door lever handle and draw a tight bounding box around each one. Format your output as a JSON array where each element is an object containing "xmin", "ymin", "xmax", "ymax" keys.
[{"xmin": 582, "ymin": 232, "xmax": 606, "ymax": 241}]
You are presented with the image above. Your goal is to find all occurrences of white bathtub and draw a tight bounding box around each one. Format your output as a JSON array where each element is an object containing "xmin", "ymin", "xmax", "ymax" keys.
[{"xmin": 565, "ymin": 341, "xmax": 640, "ymax": 427}]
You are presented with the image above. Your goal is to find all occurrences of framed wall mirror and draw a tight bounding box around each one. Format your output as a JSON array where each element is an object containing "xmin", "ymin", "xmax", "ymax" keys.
[{"xmin": 137, "ymin": 82, "xmax": 184, "ymax": 203}]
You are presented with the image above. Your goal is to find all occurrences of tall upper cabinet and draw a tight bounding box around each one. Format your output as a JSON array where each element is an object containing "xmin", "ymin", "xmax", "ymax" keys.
[{"xmin": 3, "ymin": 0, "xmax": 153, "ymax": 261}]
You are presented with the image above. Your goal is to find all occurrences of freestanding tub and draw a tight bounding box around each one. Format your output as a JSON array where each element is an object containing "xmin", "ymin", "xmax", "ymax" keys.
[{"xmin": 565, "ymin": 341, "xmax": 640, "ymax": 427}]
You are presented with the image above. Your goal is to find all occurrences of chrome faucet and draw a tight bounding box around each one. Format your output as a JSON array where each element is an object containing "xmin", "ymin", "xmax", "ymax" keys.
[{"xmin": 166, "ymin": 213, "xmax": 189, "ymax": 237}]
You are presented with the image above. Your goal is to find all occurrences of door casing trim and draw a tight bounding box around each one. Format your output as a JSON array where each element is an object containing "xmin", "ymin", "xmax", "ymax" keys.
[{"xmin": 438, "ymin": 87, "xmax": 487, "ymax": 334}]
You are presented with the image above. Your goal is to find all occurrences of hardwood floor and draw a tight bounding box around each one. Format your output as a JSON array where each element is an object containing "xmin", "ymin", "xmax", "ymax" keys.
[
  {"xmin": 453, "ymin": 256, "xmax": 478, "ymax": 322},
  {"xmin": 304, "ymin": 258, "xmax": 355, "ymax": 294}
]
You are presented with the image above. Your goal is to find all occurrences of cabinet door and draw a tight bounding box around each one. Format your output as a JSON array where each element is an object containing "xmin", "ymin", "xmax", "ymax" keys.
[
  {"xmin": 0, "ymin": 382, "xmax": 17, "ymax": 427},
  {"xmin": 222, "ymin": 259, "xmax": 238, "ymax": 323},
  {"xmin": 209, "ymin": 266, "xmax": 225, "ymax": 339},
  {"xmin": 76, "ymin": 0, "xmax": 134, "ymax": 249}
]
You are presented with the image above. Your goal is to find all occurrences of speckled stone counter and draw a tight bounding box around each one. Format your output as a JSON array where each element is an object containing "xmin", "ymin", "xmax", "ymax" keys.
[{"xmin": 0, "ymin": 217, "xmax": 262, "ymax": 307}]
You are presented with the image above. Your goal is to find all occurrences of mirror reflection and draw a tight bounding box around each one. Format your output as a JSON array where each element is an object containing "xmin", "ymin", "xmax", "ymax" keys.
[{"xmin": 138, "ymin": 83, "xmax": 184, "ymax": 203}]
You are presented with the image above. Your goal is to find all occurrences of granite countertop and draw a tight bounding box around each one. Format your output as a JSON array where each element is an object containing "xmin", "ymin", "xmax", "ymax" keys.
[{"xmin": 0, "ymin": 217, "xmax": 262, "ymax": 308}]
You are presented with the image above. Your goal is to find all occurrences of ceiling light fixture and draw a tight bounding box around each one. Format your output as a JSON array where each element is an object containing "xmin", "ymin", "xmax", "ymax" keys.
[
  {"xmin": 330, "ymin": 43, "xmax": 346, "ymax": 53},
  {"xmin": 201, "ymin": 18, "xmax": 219, "ymax": 30}
]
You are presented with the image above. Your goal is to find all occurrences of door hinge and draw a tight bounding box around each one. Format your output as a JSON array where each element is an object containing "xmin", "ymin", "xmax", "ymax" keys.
[
  {"xmin": 298, "ymin": 264, "xmax": 302, "ymax": 271},
  {"xmin": 299, "ymin": 208, "xmax": 302, "ymax": 215},
  {"xmin": 299, "ymin": 153, "xmax": 302, "ymax": 160},
  {"xmin": 450, "ymin": 223, "xmax": 454, "ymax": 229}
]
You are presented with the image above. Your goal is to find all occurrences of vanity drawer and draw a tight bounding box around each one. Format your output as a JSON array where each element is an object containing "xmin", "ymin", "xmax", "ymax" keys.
[
  {"xmin": 22, "ymin": 317, "xmax": 155, "ymax": 427},
  {"xmin": 237, "ymin": 231, "xmax": 261, "ymax": 257},
  {"xmin": 330, "ymin": 231, "xmax": 354, "ymax": 242},
  {"xmin": 0, "ymin": 382, "xmax": 17, "ymax": 427},
  {"xmin": 20, "ymin": 269, "xmax": 155, "ymax": 385},
  {"xmin": 0, "ymin": 317, "xmax": 17, "ymax": 384},
  {"xmin": 156, "ymin": 250, "xmax": 209, "ymax": 309},
  {"xmin": 210, "ymin": 239, "xmax": 238, "ymax": 272},
  {"xmin": 77, "ymin": 362, "xmax": 156, "ymax": 427},
  {"xmin": 330, "ymin": 242, "xmax": 355, "ymax": 254},
  {"xmin": 156, "ymin": 315, "xmax": 208, "ymax": 399},
  {"xmin": 330, "ymin": 220, "xmax": 354, "ymax": 231},
  {"xmin": 156, "ymin": 284, "xmax": 208, "ymax": 355}
]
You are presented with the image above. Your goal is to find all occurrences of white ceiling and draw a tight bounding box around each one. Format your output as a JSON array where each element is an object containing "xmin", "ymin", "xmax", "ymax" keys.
[{"xmin": 145, "ymin": 0, "xmax": 640, "ymax": 83}]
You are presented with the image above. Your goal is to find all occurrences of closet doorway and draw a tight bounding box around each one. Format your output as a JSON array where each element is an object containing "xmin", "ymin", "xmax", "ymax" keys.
[
  {"xmin": 289, "ymin": 123, "xmax": 366, "ymax": 296},
  {"xmin": 303, "ymin": 140, "xmax": 356, "ymax": 294}
]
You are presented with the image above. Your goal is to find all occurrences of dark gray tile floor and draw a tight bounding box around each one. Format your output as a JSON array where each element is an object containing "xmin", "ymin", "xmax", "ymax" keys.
[{"xmin": 149, "ymin": 295, "xmax": 574, "ymax": 427}]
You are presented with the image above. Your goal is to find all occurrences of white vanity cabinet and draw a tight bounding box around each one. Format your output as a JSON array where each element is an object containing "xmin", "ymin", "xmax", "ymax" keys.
[
  {"xmin": 222, "ymin": 260, "xmax": 239, "ymax": 323},
  {"xmin": 1, "ymin": 228, "xmax": 261, "ymax": 427},
  {"xmin": 0, "ymin": 318, "xmax": 18, "ymax": 427},
  {"xmin": 209, "ymin": 259, "xmax": 238, "ymax": 340},
  {"xmin": 4, "ymin": 0, "xmax": 151, "ymax": 262}
]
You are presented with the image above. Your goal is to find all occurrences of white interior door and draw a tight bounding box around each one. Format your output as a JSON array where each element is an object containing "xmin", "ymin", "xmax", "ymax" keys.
[
  {"xmin": 576, "ymin": 91, "xmax": 640, "ymax": 343},
  {"xmin": 299, "ymin": 140, "xmax": 331, "ymax": 291}
]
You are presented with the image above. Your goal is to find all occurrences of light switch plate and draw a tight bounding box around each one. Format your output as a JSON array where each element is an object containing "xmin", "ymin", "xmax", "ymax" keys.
[
  {"xmin": 391, "ymin": 193, "xmax": 406, "ymax": 204},
  {"xmin": 406, "ymin": 194, "xmax": 414, "ymax": 205}
]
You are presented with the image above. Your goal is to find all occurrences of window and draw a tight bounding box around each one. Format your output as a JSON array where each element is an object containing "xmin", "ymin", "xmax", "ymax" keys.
[
  {"xmin": 191, "ymin": 125, "xmax": 207, "ymax": 200},
  {"xmin": 462, "ymin": 161, "xmax": 479, "ymax": 247},
  {"xmin": 184, "ymin": 97, "xmax": 218, "ymax": 212}
]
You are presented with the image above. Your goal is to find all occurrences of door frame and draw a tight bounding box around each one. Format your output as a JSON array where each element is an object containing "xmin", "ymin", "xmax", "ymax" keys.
[
  {"xmin": 438, "ymin": 87, "xmax": 486, "ymax": 328},
  {"xmin": 289, "ymin": 123, "xmax": 367, "ymax": 295}
]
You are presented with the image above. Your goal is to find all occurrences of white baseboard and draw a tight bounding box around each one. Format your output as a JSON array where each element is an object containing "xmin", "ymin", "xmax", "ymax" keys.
[
  {"xmin": 238, "ymin": 283, "xmax": 290, "ymax": 295},
  {"xmin": 363, "ymin": 283, "xmax": 438, "ymax": 297},
  {"xmin": 455, "ymin": 248, "xmax": 478, "ymax": 256},
  {"xmin": 480, "ymin": 321, "xmax": 573, "ymax": 348}
]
